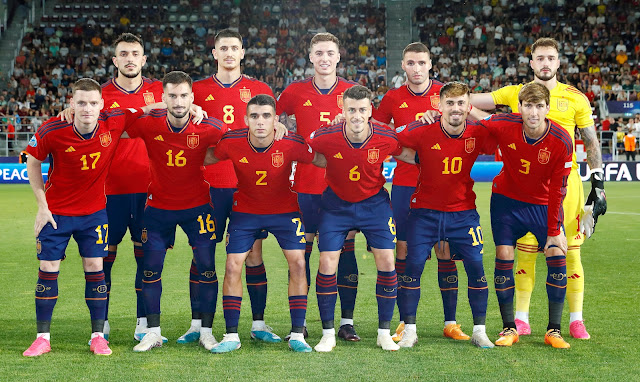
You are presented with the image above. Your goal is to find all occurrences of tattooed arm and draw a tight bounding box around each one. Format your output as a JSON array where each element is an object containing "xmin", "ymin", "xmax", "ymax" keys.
[{"xmin": 580, "ymin": 125, "xmax": 602, "ymax": 170}]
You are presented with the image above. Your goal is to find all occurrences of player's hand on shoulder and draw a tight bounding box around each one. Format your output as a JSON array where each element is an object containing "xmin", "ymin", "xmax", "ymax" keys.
[
  {"xmin": 58, "ymin": 107, "xmax": 74, "ymax": 123},
  {"xmin": 331, "ymin": 113, "xmax": 345, "ymax": 125},
  {"xmin": 34, "ymin": 207, "xmax": 57, "ymax": 236},
  {"xmin": 274, "ymin": 121, "xmax": 289, "ymax": 140},
  {"xmin": 419, "ymin": 110, "xmax": 439, "ymax": 124},
  {"xmin": 190, "ymin": 104, "xmax": 208, "ymax": 124}
]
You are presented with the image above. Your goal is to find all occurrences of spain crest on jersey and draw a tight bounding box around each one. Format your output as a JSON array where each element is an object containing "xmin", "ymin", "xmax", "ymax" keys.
[
  {"xmin": 143, "ymin": 91, "xmax": 156, "ymax": 105},
  {"xmin": 337, "ymin": 94, "xmax": 344, "ymax": 110},
  {"xmin": 141, "ymin": 229, "xmax": 148, "ymax": 243},
  {"xmin": 99, "ymin": 132, "xmax": 112, "ymax": 147},
  {"xmin": 430, "ymin": 94, "xmax": 440, "ymax": 109},
  {"xmin": 538, "ymin": 148, "xmax": 551, "ymax": 164},
  {"xmin": 187, "ymin": 133, "xmax": 199, "ymax": 149},
  {"xmin": 557, "ymin": 98, "xmax": 568, "ymax": 112},
  {"xmin": 239, "ymin": 88, "xmax": 252, "ymax": 103},
  {"xmin": 272, "ymin": 151, "xmax": 284, "ymax": 167},
  {"xmin": 367, "ymin": 148, "xmax": 380, "ymax": 164},
  {"xmin": 465, "ymin": 137, "xmax": 476, "ymax": 153}
]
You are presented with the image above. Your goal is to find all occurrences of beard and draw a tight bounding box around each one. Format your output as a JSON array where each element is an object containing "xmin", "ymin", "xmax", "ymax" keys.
[
  {"xmin": 168, "ymin": 108, "xmax": 189, "ymax": 119},
  {"xmin": 119, "ymin": 67, "xmax": 141, "ymax": 79},
  {"xmin": 534, "ymin": 68, "xmax": 556, "ymax": 81}
]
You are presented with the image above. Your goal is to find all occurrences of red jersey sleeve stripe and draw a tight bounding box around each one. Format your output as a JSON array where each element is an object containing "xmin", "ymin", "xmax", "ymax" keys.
[
  {"xmin": 489, "ymin": 114, "xmax": 523, "ymax": 123},
  {"xmin": 283, "ymin": 134, "xmax": 306, "ymax": 144},
  {"xmin": 38, "ymin": 123, "xmax": 69, "ymax": 138},
  {"xmin": 549, "ymin": 125, "xmax": 573, "ymax": 154},
  {"xmin": 201, "ymin": 117, "xmax": 225, "ymax": 130},
  {"xmin": 406, "ymin": 119, "xmax": 426, "ymax": 132}
]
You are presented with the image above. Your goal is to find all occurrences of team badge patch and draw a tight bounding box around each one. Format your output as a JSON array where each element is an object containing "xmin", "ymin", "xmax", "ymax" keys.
[
  {"xmin": 141, "ymin": 229, "xmax": 148, "ymax": 243},
  {"xmin": 272, "ymin": 151, "xmax": 284, "ymax": 167},
  {"xmin": 430, "ymin": 94, "xmax": 440, "ymax": 109},
  {"xmin": 99, "ymin": 132, "xmax": 112, "ymax": 147},
  {"xmin": 367, "ymin": 148, "xmax": 380, "ymax": 164},
  {"xmin": 28, "ymin": 135, "xmax": 38, "ymax": 147},
  {"xmin": 557, "ymin": 98, "xmax": 568, "ymax": 112},
  {"xmin": 538, "ymin": 148, "xmax": 551, "ymax": 164},
  {"xmin": 143, "ymin": 91, "xmax": 156, "ymax": 105},
  {"xmin": 239, "ymin": 88, "xmax": 252, "ymax": 103},
  {"xmin": 187, "ymin": 133, "xmax": 200, "ymax": 149},
  {"xmin": 465, "ymin": 137, "xmax": 476, "ymax": 153},
  {"xmin": 36, "ymin": 239, "xmax": 42, "ymax": 254},
  {"xmin": 337, "ymin": 94, "xmax": 344, "ymax": 109}
]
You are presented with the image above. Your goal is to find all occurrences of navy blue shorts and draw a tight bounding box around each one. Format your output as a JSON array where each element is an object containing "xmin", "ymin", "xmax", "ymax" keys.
[
  {"xmin": 406, "ymin": 208, "xmax": 484, "ymax": 264},
  {"xmin": 142, "ymin": 203, "xmax": 217, "ymax": 251},
  {"xmin": 298, "ymin": 192, "xmax": 322, "ymax": 236},
  {"xmin": 37, "ymin": 209, "xmax": 108, "ymax": 261},
  {"xmin": 106, "ymin": 193, "xmax": 147, "ymax": 245},
  {"xmin": 317, "ymin": 187, "xmax": 396, "ymax": 252},
  {"xmin": 227, "ymin": 211, "xmax": 306, "ymax": 253},
  {"xmin": 391, "ymin": 185, "xmax": 415, "ymax": 242},
  {"xmin": 210, "ymin": 187, "xmax": 267, "ymax": 243},
  {"xmin": 490, "ymin": 193, "xmax": 557, "ymax": 251}
]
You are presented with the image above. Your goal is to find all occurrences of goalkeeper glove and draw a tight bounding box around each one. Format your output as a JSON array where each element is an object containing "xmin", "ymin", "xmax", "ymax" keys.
[{"xmin": 585, "ymin": 169, "xmax": 607, "ymax": 224}]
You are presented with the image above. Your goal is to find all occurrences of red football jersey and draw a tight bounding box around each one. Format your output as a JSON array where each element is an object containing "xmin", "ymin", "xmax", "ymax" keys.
[
  {"xmin": 193, "ymin": 75, "xmax": 274, "ymax": 188},
  {"xmin": 101, "ymin": 77, "xmax": 164, "ymax": 195},
  {"xmin": 373, "ymin": 81, "xmax": 444, "ymax": 187},
  {"xmin": 481, "ymin": 114, "xmax": 573, "ymax": 236},
  {"xmin": 126, "ymin": 111, "xmax": 226, "ymax": 210},
  {"xmin": 214, "ymin": 130, "xmax": 315, "ymax": 214},
  {"xmin": 277, "ymin": 77, "xmax": 356, "ymax": 194},
  {"xmin": 26, "ymin": 109, "xmax": 142, "ymax": 216},
  {"xmin": 396, "ymin": 117, "xmax": 494, "ymax": 211},
  {"xmin": 308, "ymin": 122, "xmax": 402, "ymax": 203}
]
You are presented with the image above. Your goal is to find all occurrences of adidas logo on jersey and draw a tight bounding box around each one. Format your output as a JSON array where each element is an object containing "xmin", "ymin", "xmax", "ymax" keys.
[
  {"xmin": 109, "ymin": 101, "xmax": 120, "ymax": 109},
  {"xmin": 399, "ymin": 102, "xmax": 408, "ymax": 109},
  {"xmin": 205, "ymin": 94, "xmax": 215, "ymax": 101},
  {"xmin": 333, "ymin": 152, "xmax": 343, "ymax": 159},
  {"xmin": 65, "ymin": 146, "xmax": 76, "ymax": 152},
  {"xmin": 508, "ymin": 143, "xmax": 516, "ymax": 150},
  {"xmin": 516, "ymin": 269, "xmax": 527, "ymax": 275},
  {"xmin": 239, "ymin": 157, "xmax": 249, "ymax": 163},
  {"xmin": 299, "ymin": 237, "xmax": 306, "ymax": 243},
  {"xmin": 431, "ymin": 143, "xmax": 441, "ymax": 150},
  {"xmin": 303, "ymin": 100, "xmax": 312, "ymax": 106},
  {"xmin": 154, "ymin": 135, "xmax": 164, "ymax": 141},
  {"xmin": 568, "ymin": 273, "xmax": 581, "ymax": 279}
]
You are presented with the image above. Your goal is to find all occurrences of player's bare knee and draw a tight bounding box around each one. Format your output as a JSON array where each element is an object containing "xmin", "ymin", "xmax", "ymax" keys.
[
  {"xmin": 371, "ymin": 248, "xmax": 395, "ymax": 271},
  {"xmin": 39, "ymin": 260, "xmax": 61, "ymax": 272},
  {"xmin": 495, "ymin": 245, "xmax": 515, "ymax": 260},
  {"xmin": 82, "ymin": 257, "xmax": 103, "ymax": 272},
  {"xmin": 544, "ymin": 247, "xmax": 565, "ymax": 258}
]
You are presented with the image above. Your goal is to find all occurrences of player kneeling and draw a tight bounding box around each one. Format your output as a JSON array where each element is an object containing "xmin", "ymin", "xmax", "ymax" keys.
[{"xmin": 206, "ymin": 95, "xmax": 325, "ymax": 353}]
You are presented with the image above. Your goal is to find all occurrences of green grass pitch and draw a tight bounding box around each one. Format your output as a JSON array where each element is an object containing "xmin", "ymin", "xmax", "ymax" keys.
[{"xmin": 0, "ymin": 182, "xmax": 638, "ymax": 381}]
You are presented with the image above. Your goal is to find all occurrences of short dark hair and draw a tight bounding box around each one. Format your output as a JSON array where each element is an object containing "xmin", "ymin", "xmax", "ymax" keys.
[
  {"xmin": 402, "ymin": 42, "xmax": 430, "ymax": 59},
  {"xmin": 113, "ymin": 33, "xmax": 144, "ymax": 50},
  {"xmin": 530, "ymin": 37, "xmax": 559, "ymax": 55},
  {"xmin": 215, "ymin": 29, "xmax": 243, "ymax": 46},
  {"xmin": 343, "ymin": 85, "xmax": 372, "ymax": 102},
  {"xmin": 247, "ymin": 94, "xmax": 276, "ymax": 113},
  {"xmin": 72, "ymin": 78, "xmax": 102, "ymax": 95},
  {"xmin": 162, "ymin": 71, "xmax": 192, "ymax": 89}
]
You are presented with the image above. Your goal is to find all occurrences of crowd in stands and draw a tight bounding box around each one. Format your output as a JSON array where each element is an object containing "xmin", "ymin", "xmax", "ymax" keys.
[{"xmin": 2, "ymin": 0, "xmax": 640, "ymax": 140}]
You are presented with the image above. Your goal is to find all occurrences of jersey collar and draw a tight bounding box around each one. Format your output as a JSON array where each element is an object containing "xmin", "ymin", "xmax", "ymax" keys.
[
  {"xmin": 343, "ymin": 122, "xmax": 373, "ymax": 148},
  {"xmin": 212, "ymin": 74, "xmax": 242, "ymax": 88},
  {"xmin": 166, "ymin": 117, "xmax": 190, "ymax": 133},
  {"xmin": 111, "ymin": 77, "xmax": 145, "ymax": 94},
  {"xmin": 72, "ymin": 122, "xmax": 99, "ymax": 140},
  {"xmin": 521, "ymin": 119, "xmax": 551, "ymax": 145},
  {"xmin": 313, "ymin": 77, "xmax": 339, "ymax": 95},
  {"xmin": 406, "ymin": 80, "xmax": 433, "ymax": 97},
  {"xmin": 439, "ymin": 119, "xmax": 466, "ymax": 139},
  {"xmin": 247, "ymin": 132, "xmax": 274, "ymax": 153}
]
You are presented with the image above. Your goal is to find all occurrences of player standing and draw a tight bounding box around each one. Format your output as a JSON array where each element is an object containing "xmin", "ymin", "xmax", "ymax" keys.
[
  {"xmin": 482, "ymin": 83, "xmax": 573, "ymax": 348},
  {"xmin": 205, "ymin": 94, "xmax": 325, "ymax": 353},
  {"xmin": 130, "ymin": 72, "xmax": 226, "ymax": 352},
  {"xmin": 23, "ymin": 79, "xmax": 146, "ymax": 356},
  {"xmin": 371, "ymin": 42, "xmax": 445, "ymax": 341},
  {"xmin": 394, "ymin": 82, "xmax": 494, "ymax": 349},
  {"xmin": 181, "ymin": 29, "xmax": 278, "ymax": 344},
  {"xmin": 309, "ymin": 85, "xmax": 415, "ymax": 352},
  {"xmin": 470, "ymin": 37, "xmax": 606, "ymax": 339},
  {"xmin": 100, "ymin": 33, "xmax": 165, "ymax": 341},
  {"xmin": 277, "ymin": 33, "xmax": 361, "ymax": 341}
]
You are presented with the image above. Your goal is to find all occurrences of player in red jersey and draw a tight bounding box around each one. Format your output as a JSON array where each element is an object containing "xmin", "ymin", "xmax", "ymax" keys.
[
  {"xmin": 183, "ymin": 29, "xmax": 277, "ymax": 344},
  {"xmin": 277, "ymin": 32, "xmax": 362, "ymax": 341},
  {"xmin": 23, "ymin": 79, "xmax": 148, "ymax": 357},
  {"xmin": 309, "ymin": 86, "xmax": 416, "ymax": 352},
  {"xmin": 481, "ymin": 83, "xmax": 573, "ymax": 349},
  {"xmin": 100, "ymin": 33, "xmax": 165, "ymax": 341},
  {"xmin": 371, "ymin": 42, "xmax": 444, "ymax": 341},
  {"xmin": 394, "ymin": 82, "xmax": 495, "ymax": 349},
  {"xmin": 204, "ymin": 94, "xmax": 325, "ymax": 353},
  {"xmin": 129, "ymin": 72, "xmax": 227, "ymax": 352}
]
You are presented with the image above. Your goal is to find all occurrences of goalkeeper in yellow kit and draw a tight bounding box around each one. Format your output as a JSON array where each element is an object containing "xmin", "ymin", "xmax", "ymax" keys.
[{"xmin": 470, "ymin": 37, "xmax": 607, "ymax": 339}]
